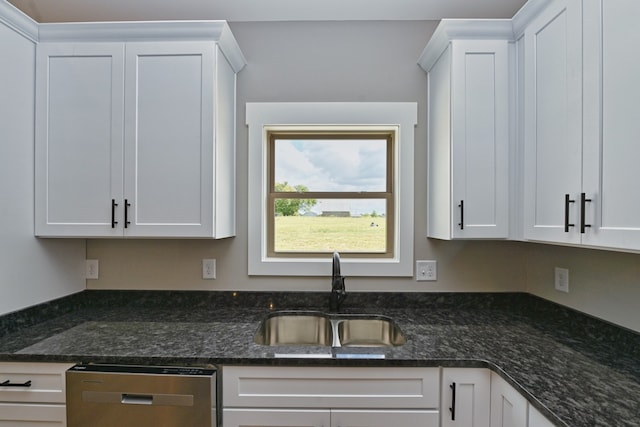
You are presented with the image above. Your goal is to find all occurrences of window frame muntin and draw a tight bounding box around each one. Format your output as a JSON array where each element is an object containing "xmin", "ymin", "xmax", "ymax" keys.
[{"xmin": 267, "ymin": 130, "xmax": 395, "ymax": 258}]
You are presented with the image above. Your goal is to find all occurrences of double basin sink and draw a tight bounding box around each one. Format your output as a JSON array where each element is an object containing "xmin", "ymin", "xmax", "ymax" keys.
[{"xmin": 255, "ymin": 311, "xmax": 405, "ymax": 348}]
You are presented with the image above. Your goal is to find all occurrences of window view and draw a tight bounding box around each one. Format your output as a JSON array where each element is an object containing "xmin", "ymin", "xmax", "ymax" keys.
[{"xmin": 268, "ymin": 132, "xmax": 394, "ymax": 256}]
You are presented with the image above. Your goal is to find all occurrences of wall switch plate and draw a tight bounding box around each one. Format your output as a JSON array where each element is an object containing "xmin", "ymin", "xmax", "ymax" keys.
[
  {"xmin": 416, "ymin": 260, "xmax": 437, "ymax": 281},
  {"xmin": 202, "ymin": 259, "xmax": 216, "ymax": 279},
  {"xmin": 86, "ymin": 259, "xmax": 99, "ymax": 280},
  {"xmin": 554, "ymin": 267, "xmax": 569, "ymax": 293}
]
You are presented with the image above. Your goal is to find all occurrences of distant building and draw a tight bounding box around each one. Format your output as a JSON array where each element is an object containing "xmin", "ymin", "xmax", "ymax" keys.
[{"xmin": 320, "ymin": 211, "xmax": 350, "ymax": 217}]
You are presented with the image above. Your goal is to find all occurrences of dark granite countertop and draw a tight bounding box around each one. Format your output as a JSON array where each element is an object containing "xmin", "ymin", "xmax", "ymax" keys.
[{"xmin": 1, "ymin": 291, "xmax": 639, "ymax": 427}]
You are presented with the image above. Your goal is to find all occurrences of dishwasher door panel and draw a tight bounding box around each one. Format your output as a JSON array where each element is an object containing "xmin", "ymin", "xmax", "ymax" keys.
[{"xmin": 66, "ymin": 368, "xmax": 215, "ymax": 427}]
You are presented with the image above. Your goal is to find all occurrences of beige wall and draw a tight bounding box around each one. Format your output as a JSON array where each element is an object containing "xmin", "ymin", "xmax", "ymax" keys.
[
  {"xmin": 87, "ymin": 20, "xmax": 527, "ymax": 294},
  {"xmin": 525, "ymin": 243, "xmax": 640, "ymax": 332},
  {"xmin": 86, "ymin": 20, "xmax": 640, "ymax": 334}
]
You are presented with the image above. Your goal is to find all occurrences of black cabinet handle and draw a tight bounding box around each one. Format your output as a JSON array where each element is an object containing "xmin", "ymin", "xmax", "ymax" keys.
[
  {"xmin": 111, "ymin": 199, "xmax": 118, "ymax": 229},
  {"xmin": 580, "ymin": 193, "xmax": 592, "ymax": 233},
  {"xmin": 124, "ymin": 199, "xmax": 131, "ymax": 228},
  {"xmin": 458, "ymin": 201, "xmax": 464, "ymax": 230},
  {"xmin": 1, "ymin": 380, "xmax": 32, "ymax": 387},
  {"xmin": 564, "ymin": 194, "xmax": 575, "ymax": 232},
  {"xmin": 449, "ymin": 382, "xmax": 456, "ymax": 421}
]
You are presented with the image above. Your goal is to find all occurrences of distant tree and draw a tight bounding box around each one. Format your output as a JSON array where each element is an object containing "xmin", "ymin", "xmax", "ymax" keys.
[
  {"xmin": 274, "ymin": 182, "xmax": 317, "ymax": 216},
  {"xmin": 371, "ymin": 210, "xmax": 379, "ymax": 218}
]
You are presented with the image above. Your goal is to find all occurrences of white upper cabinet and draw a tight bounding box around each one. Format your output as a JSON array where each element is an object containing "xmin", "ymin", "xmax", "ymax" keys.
[
  {"xmin": 35, "ymin": 22, "xmax": 245, "ymax": 238},
  {"xmin": 581, "ymin": 0, "xmax": 640, "ymax": 250},
  {"xmin": 519, "ymin": 0, "xmax": 640, "ymax": 252},
  {"xmin": 419, "ymin": 21, "xmax": 512, "ymax": 239},
  {"xmin": 35, "ymin": 43, "xmax": 125, "ymax": 237},
  {"xmin": 521, "ymin": 0, "xmax": 583, "ymax": 244}
]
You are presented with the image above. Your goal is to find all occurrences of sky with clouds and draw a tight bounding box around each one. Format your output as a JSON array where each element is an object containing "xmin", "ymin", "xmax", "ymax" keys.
[{"xmin": 274, "ymin": 138, "xmax": 387, "ymax": 215}]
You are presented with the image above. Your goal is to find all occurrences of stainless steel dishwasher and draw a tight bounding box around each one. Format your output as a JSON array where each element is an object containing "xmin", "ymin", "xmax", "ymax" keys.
[{"xmin": 66, "ymin": 364, "xmax": 217, "ymax": 427}]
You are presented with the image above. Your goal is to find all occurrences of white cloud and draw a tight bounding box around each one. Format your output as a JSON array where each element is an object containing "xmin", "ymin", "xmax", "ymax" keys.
[{"xmin": 274, "ymin": 139, "xmax": 386, "ymax": 192}]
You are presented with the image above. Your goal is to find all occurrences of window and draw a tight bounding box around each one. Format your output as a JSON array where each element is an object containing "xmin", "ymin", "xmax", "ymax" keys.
[
  {"xmin": 268, "ymin": 130, "xmax": 394, "ymax": 257},
  {"xmin": 247, "ymin": 103, "xmax": 416, "ymax": 277}
]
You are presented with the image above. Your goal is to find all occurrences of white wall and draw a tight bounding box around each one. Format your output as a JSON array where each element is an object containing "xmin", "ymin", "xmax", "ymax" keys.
[
  {"xmin": 0, "ymin": 16, "xmax": 86, "ymax": 316},
  {"xmin": 86, "ymin": 21, "xmax": 528, "ymax": 294}
]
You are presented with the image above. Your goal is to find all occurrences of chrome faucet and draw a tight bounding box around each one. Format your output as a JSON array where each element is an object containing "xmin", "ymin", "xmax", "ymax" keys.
[{"xmin": 329, "ymin": 251, "xmax": 346, "ymax": 312}]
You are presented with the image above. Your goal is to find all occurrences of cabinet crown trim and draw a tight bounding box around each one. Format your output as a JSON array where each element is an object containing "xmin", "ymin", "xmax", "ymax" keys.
[
  {"xmin": 0, "ymin": 0, "xmax": 38, "ymax": 42},
  {"xmin": 38, "ymin": 20, "xmax": 246, "ymax": 72},
  {"xmin": 511, "ymin": 0, "xmax": 555, "ymax": 37},
  {"xmin": 418, "ymin": 19, "xmax": 513, "ymax": 71}
]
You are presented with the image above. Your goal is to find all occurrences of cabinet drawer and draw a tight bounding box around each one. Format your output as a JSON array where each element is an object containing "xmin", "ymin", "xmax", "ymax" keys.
[
  {"xmin": 332, "ymin": 409, "xmax": 439, "ymax": 426},
  {"xmin": 223, "ymin": 366, "xmax": 439, "ymax": 409},
  {"xmin": 0, "ymin": 363, "xmax": 74, "ymax": 403},
  {"xmin": 0, "ymin": 402, "xmax": 65, "ymax": 426}
]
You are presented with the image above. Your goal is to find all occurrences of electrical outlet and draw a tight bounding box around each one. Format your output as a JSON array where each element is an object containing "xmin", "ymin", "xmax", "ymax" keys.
[
  {"xmin": 416, "ymin": 260, "xmax": 437, "ymax": 281},
  {"xmin": 202, "ymin": 259, "xmax": 216, "ymax": 279},
  {"xmin": 554, "ymin": 267, "xmax": 569, "ymax": 293},
  {"xmin": 86, "ymin": 259, "xmax": 99, "ymax": 280}
]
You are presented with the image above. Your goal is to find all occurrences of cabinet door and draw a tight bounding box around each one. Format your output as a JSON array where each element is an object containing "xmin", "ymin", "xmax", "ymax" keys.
[
  {"xmin": 223, "ymin": 408, "xmax": 330, "ymax": 427},
  {"xmin": 441, "ymin": 368, "xmax": 490, "ymax": 427},
  {"xmin": 522, "ymin": 0, "xmax": 583, "ymax": 244},
  {"xmin": 427, "ymin": 39, "xmax": 509, "ymax": 240},
  {"xmin": 223, "ymin": 366, "xmax": 439, "ymax": 409},
  {"xmin": 582, "ymin": 0, "xmax": 640, "ymax": 250},
  {"xmin": 0, "ymin": 403, "xmax": 65, "ymax": 426},
  {"xmin": 123, "ymin": 42, "xmax": 216, "ymax": 237},
  {"xmin": 489, "ymin": 373, "xmax": 527, "ymax": 427},
  {"xmin": 35, "ymin": 43, "xmax": 125, "ymax": 237},
  {"xmin": 332, "ymin": 409, "xmax": 438, "ymax": 427},
  {"xmin": 527, "ymin": 405, "xmax": 555, "ymax": 427},
  {"xmin": 450, "ymin": 40, "xmax": 510, "ymax": 239}
]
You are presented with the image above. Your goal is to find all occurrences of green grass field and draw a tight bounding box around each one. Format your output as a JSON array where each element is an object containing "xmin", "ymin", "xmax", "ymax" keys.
[{"xmin": 274, "ymin": 216, "xmax": 386, "ymax": 252}]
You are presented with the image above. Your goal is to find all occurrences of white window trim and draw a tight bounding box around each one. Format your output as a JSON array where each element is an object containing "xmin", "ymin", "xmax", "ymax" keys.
[{"xmin": 247, "ymin": 102, "xmax": 416, "ymax": 277}]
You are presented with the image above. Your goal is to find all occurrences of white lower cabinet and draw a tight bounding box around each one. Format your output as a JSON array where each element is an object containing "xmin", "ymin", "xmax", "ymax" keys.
[
  {"xmin": 527, "ymin": 405, "xmax": 555, "ymax": 427},
  {"xmin": 222, "ymin": 366, "xmax": 439, "ymax": 427},
  {"xmin": 222, "ymin": 408, "xmax": 329, "ymax": 427},
  {"xmin": 0, "ymin": 362, "xmax": 74, "ymax": 426},
  {"xmin": 442, "ymin": 368, "xmax": 490, "ymax": 427},
  {"xmin": 0, "ymin": 403, "xmax": 66, "ymax": 426},
  {"xmin": 331, "ymin": 409, "xmax": 438, "ymax": 426},
  {"xmin": 223, "ymin": 408, "xmax": 433, "ymax": 427},
  {"xmin": 223, "ymin": 366, "xmax": 558, "ymax": 427},
  {"xmin": 489, "ymin": 372, "xmax": 527, "ymax": 427}
]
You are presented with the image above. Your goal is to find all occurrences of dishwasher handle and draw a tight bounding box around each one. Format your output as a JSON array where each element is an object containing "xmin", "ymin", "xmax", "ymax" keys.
[
  {"xmin": 122, "ymin": 393, "xmax": 153, "ymax": 405},
  {"xmin": 82, "ymin": 391, "xmax": 194, "ymax": 407}
]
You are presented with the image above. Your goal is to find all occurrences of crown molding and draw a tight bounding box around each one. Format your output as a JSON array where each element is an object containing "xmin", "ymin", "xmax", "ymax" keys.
[
  {"xmin": 0, "ymin": 0, "xmax": 38, "ymax": 42},
  {"xmin": 512, "ymin": 0, "xmax": 555, "ymax": 37},
  {"xmin": 418, "ymin": 19, "xmax": 514, "ymax": 72},
  {"xmin": 38, "ymin": 20, "xmax": 246, "ymax": 72}
]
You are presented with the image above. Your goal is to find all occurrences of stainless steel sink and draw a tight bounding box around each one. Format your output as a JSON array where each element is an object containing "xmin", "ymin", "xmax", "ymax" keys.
[
  {"xmin": 337, "ymin": 316, "xmax": 405, "ymax": 347},
  {"xmin": 254, "ymin": 311, "xmax": 404, "ymax": 347},
  {"xmin": 254, "ymin": 311, "xmax": 333, "ymax": 346}
]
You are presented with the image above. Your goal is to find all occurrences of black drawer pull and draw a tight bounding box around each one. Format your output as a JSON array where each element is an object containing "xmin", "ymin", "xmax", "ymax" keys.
[
  {"xmin": 1, "ymin": 380, "xmax": 32, "ymax": 387},
  {"xmin": 564, "ymin": 194, "xmax": 575, "ymax": 232},
  {"xmin": 458, "ymin": 201, "xmax": 464, "ymax": 230},
  {"xmin": 124, "ymin": 199, "xmax": 131, "ymax": 228},
  {"xmin": 580, "ymin": 193, "xmax": 592, "ymax": 234},
  {"xmin": 449, "ymin": 382, "xmax": 456, "ymax": 420},
  {"xmin": 111, "ymin": 199, "xmax": 118, "ymax": 229}
]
